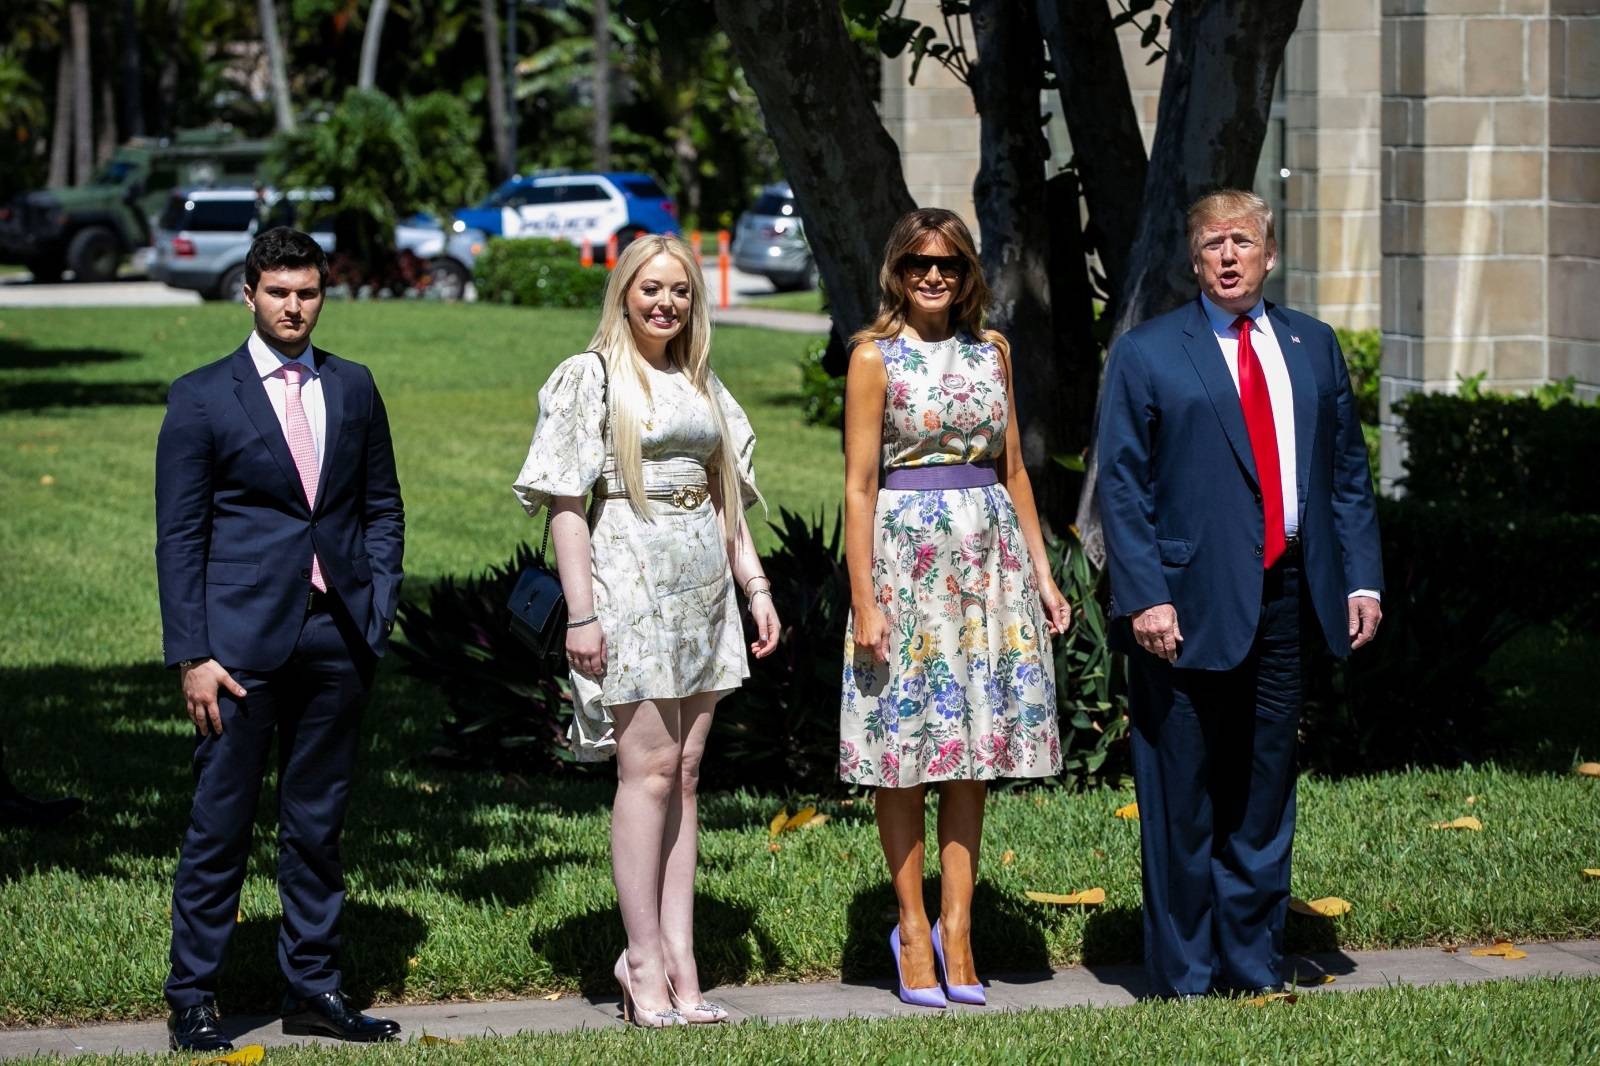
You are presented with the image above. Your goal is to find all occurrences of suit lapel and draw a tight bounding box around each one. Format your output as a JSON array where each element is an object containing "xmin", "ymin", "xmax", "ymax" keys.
[
  {"xmin": 1268, "ymin": 304, "xmax": 1317, "ymax": 512},
  {"xmin": 1181, "ymin": 298, "xmax": 1260, "ymax": 488},
  {"xmin": 315, "ymin": 348, "xmax": 343, "ymax": 515},
  {"xmin": 231, "ymin": 344, "xmax": 309, "ymax": 511}
]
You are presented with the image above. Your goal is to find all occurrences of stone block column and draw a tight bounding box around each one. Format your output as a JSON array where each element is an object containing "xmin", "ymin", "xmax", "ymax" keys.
[
  {"xmin": 1549, "ymin": 1, "xmax": 1600, "ymax": 402},
  {"xmin": 1380, "ymin": 0, "xmax": 1562, "ymax": 488},
  {"xmin": 1285, "ymin": 0, "xmax": 1384, "ymax": 330}
]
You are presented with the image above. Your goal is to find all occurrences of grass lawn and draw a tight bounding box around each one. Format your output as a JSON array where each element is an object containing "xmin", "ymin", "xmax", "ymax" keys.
[
  {"xmin": 2, "ymin": 304, "xmax": 1598, "ymax": 1028},
  {"xmin": 746, "ymin": 287, "xmax": 826, "ymax": 314},
  {"xmin": 69, "ymin": 979, "xmax": 1600, "ymax": 1065}
]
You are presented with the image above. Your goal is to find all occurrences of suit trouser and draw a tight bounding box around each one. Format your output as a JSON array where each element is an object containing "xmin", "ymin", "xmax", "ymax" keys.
[
  {"xmin": 165, "ymin": 599, "xmax": 373, "ymax": 1009},
  {"xmin": 1128, "ymin": 560, "xmax": 1303, "ymax": 998}
]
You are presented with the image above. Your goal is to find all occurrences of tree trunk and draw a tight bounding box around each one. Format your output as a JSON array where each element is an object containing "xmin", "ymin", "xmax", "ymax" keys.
[
  {"xmin": 118, "ymin": 0, "xmax": 146, "ymax": 137},
  {"xmin": 69, "ymin": 1, "xmax": 92, "ymax": 185},
  {"xmin": 480, "ymin": 0, "xmax": 511, "ymax": 180},
  {"xmin": 97, "ymin": 17, "xmax": 119, "ymax": 166},
  {"xmin": 48, "ymin": 46, "xmax": 73, "ymax": 188},
  {"xmin": 156, "ymin": 0, "xmax": 187, "ymax": 137},
  {"xmin": 357, "ymin": 0, "xmax": 390, "ymax": 91},
  {"xmin": 1035, "ymin": 0, "xmax": 1147, "ymax": 307},
  {"xmin": 592, "ymin": 0, "xmax": 611, "ymax": 170},
  {"xmin": 710, "ymin": 0, "xmax": 916, "ymax": 355},
  {"xmin": 968, "ymin": 0, "xmax": 1075, "ymax": 526},
  {"xmin": 259, "ymin": 0, "xmax": 295, "ymax": 132},
  {"xmin": 1075, "ymin": 0, "xmax": 1306, "ymax": 563}
]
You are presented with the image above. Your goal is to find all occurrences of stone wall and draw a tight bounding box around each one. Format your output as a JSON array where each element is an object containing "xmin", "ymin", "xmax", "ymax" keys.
[{"xmin": 1379, "ymin": 0, "xmax": 1600, "ymax": 488}]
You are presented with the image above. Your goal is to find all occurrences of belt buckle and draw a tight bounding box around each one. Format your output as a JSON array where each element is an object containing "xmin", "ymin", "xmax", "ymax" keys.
[{"xmin": 671, "ymin": 484, "xmax": 708, "ymax": 510}]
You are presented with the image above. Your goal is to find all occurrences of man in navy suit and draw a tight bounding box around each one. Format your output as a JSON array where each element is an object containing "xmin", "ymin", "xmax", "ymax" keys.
[
  {"xmin": 155, "ymin": 228, "xmax": 405, "ymax": 1050},
  {"xmin": 1097, "ymin": 190, "xmax": 1382, "ymax": 999}
]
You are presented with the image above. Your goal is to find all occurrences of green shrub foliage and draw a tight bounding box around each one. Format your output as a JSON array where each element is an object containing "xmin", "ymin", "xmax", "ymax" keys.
[
  {"xmin": 1300, "ymin": 498, "xmax": 1600, "ymax": 773},
  {"xmin": 473, "ymin": 237, "xmax": 610, "ymax": 308},
  {"xmin": 1397, "ymin": 386, "xmax": 1600, "ymax": 515},
  {"xmin": 798, "ymin": 338, "xmax": 846, "ymax": 428}
]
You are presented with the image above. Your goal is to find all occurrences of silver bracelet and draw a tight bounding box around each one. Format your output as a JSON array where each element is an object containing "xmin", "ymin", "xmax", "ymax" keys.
[
  {"xmin": 747, "ymin": 588, "xmax": 773, "ymax": 603},
  {"xmin": 566, "ymin": 614, "xmax": 599, "ymax": 629},
  {"xmin": 744, "ymin": 576, "xmax": 771, "ymax": 595}
]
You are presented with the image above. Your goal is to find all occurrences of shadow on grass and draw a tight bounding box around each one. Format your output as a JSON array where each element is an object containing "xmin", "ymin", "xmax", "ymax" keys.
[
  {"xmin": 532, "ymin": 894, "xmax": 781, "ymax": 996},
  {"xmin": 0, "ymin": 336, "xmax": 144, "ymax": 369},
  {"xmin": 841, "ymin": 877, "xmax": 1054, "ymax": 984},
  {"xmin": 0, "ymin": 378, "xmax": 169, "ymax": 411}
]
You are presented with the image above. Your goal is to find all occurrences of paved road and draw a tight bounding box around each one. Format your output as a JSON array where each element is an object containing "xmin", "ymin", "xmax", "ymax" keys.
[
  {"xmin": 2, "ymin": 939, "xmax": 1595, "ymax": 1057},
  {"xmin": 0, "ymin": 263, "xmax": 790, "ymax": 311}
]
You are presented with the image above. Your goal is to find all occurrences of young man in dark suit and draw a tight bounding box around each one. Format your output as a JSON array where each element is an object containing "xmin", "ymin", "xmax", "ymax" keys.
[
  {"xmin": 155, "ymin": 227, "xmax": 405, "ymax": 1050},
  {"xmin": 1097, "ymin": 189, "xmax": 1383, "ymax": 999}
]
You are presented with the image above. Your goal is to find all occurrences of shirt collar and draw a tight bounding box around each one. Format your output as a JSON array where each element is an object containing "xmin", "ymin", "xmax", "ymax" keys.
[
  {"xmin": 1199, "ymin": 293, "xmax": 1268, "ymax": 337},
  {"xmin": 247, "ymin": 330, "xmax": 318, "ymax": 381}
]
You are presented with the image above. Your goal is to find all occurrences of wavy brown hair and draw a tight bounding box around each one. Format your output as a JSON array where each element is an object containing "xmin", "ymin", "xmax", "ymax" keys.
[{"xmin": 851, "ymin": 208, "xmax": 1005, "ymax": 354}]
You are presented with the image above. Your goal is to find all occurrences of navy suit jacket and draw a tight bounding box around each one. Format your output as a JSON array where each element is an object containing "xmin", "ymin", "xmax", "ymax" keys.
[
  {"xmin": 1096, "ymin": 297, "xmax": 1382, "ymax": 671},
  {"xmin": 155, "ymin": 339, "xmax": 405, "ymax": 672}
]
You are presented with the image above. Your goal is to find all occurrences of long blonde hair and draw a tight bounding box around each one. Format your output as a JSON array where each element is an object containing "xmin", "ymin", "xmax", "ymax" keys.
[
  {"xmin": 851, "ymin": 208, "xmax": 1006, "ymax": 355},
  {"xmin": 588, "ymin": 234, "xmax": 748, "ymax": 542}
]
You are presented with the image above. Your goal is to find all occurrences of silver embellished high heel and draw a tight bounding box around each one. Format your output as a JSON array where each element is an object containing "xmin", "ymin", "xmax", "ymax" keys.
[
  {"xmin": 614, "ymin": 952, "xmax": 686, "ymax": 1028},
  {"xmin": 666, "ymin": 975, "xmax": 729, "ymax": 1024}
]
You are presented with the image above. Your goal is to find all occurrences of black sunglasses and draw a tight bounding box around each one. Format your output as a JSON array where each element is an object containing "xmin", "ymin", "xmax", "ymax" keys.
[{"xmin": 900, "ymin": 253, "xmax": 965, "ymax": 278}]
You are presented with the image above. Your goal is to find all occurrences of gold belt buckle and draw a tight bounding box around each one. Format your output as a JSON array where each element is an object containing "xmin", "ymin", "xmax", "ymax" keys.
[{"xmin": 671, "ymin": 484, "xmax": 709, "ymax": 509}]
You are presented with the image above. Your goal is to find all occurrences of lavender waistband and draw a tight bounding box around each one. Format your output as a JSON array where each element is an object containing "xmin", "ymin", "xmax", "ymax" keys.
[{"xmin": 882, "ymin": 461, "xmax": 998, "ymax": 491}]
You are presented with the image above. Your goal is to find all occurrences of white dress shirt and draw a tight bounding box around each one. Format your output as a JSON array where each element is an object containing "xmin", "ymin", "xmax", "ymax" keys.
[
  {"xmin": 1200, "ymin": 294, "xmax": 1298, "ymax": 538},
  {"xmin": 248, "ymin": 330, "xmax": 325, "ymax": 463}
]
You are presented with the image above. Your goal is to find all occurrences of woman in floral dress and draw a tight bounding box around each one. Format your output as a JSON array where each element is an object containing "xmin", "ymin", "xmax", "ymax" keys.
[
  {"xmin": 514, "ymin": 235, "xmax": 780, "ymax": 1027},
  {"xmin": 841, "ymin": 208, "xmax": 1072, "ymax": 1007}
]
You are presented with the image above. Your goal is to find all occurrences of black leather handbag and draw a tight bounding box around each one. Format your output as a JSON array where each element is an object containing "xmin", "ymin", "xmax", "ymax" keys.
[{"xmin": 506, "ymin": 351, "xmax": 607, "ymax": 662}]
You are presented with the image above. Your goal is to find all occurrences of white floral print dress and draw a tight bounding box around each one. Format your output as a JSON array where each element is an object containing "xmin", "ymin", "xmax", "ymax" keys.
[
  {"xmin": 839, "ymin": 333, "xmax": 1060, "ymax": 787},
  {"xmin": 514, "ymin": 352, "xmax": 760, "ymax": 760}
]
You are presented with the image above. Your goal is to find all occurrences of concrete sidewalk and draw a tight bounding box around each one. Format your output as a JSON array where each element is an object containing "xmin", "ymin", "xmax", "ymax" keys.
[{"xmin": 4, "ymin": 940, "xmax": 1598, "ymax": 1058}]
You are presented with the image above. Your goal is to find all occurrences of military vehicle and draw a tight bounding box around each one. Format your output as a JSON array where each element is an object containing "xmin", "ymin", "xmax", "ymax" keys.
[{"xmin": 0, "ymin": 128, "xmax": 270, "ymax": 283}]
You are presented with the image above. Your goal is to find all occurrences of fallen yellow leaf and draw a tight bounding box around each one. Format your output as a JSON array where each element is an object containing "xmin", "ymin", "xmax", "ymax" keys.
[
  {"xmin": 1245, "ymin": 991, "xmax": 1299, "ymax": 1006},
  {"xmin": 418, "ymin": 1033, "xmax": 463, "ymax": 1046},
  {"xmin": 782, "ymin": 806, "xmax": 818, "ymax": 833},
  {"xmin": 1428, "ymin": 815, "xmax": 1483, "ymax": 831},
  {"xmin": 542, "ymin": 992, "xmax": 562, "ymax": 1001},
  {"xmin": 1470, "ymin": 940, "xmax": 1528, "ymax": 960},
  {"xmin": 199, "ymin": 1047, "xmax": 264, "ymax": 1065},
  {"xmin": 1025, "ymin": 887, "xmax": 1106, "ymax": 906},
  {"xmin": 767, "ymin": 808, "xmax": 788, "ymax": 839},
  {"xmin": 1464, "ymin": 795, "xmax": 1477, "ymax": 806},
  {"xmin": 1577, "ymin": 762, "xmax": 1600, "ymax": 778},
  {"xmin": 39, "ymin": 474, "xmax": 55, "ymax": 486},
  {"xmin": 407, "ymin": 956, "xmax": 419, "ymax": 969},
  {"xmin": 800, "ymin": 812, "xmax": 831, "ymax": 829},
  {"xmin": 1583, "ymin": 868, "xmax": 1600, "ymax": 879},
  {"xmin": 1289, "ymin": 896, "xmax": 1352, "ymax": 918},
  {"xmin": 1001, "ymin": 849, "xmax": 1015, "ymax": 866},
  {"xmin": 1114, "ymin": 802, "xmax": 1139, "ymax": 820}
]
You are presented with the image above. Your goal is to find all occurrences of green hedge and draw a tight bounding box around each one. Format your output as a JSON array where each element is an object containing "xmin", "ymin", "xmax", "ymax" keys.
[
  {"xmin": 473, "ymin": 237, "xmax": 609, "ymax": 308},
  {"xmin": 1397, "ymin": 385, "xmax": 1600, "ymax": 515}
]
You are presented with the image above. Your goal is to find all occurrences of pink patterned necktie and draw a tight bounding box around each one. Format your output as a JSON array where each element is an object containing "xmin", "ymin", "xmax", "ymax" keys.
[{"xmin": 278, "ymin": 362, "xmax": 326, "ymax": 591}]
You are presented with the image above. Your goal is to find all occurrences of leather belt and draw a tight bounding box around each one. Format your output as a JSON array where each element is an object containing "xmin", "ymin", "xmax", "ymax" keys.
[{"xmin": 595, "ymin": 483, "xmax": 711, "ymax": 509}]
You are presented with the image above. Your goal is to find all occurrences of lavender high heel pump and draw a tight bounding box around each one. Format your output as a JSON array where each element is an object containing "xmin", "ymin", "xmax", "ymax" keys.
[
  {"xmin": 890, "ymin": 925, "xmax": 947, "ymax": 1008},
  {"xmin": 931, "ymin": 920, "xmax": 987, "ymax": 1005}
]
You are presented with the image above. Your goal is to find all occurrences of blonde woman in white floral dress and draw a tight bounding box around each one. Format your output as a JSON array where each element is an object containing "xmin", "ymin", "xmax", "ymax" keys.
[
  {"xmin": 841, "ymin": 209, "xmax": 1072, "ymax": 1009},
  {"xmin": 513, "ymin": 235, "xmax": 780, "ymax": 1028}
]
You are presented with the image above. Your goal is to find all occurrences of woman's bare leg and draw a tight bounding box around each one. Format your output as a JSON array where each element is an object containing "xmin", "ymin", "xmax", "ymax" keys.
[
  {"xmin": 935, "ymin": 780, "xmax": 986, "ymax": 985},
  {"xmin": 875, "ymin": 784, "xmax": 937, "ymax": 988},
  {"xmin": 611, "ymin": 698, "xmax": 682, "ymax": 1011},
  {"xmin": 657, "ymin": 691, "xmax": 720, "ymax": 1002}
]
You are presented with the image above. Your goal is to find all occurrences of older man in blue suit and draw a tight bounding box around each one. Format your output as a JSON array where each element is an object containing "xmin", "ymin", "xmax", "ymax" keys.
[
  {"xmin": 155, "ymin": 228, "xmax": 405, "ymax": 1050},
  {"xmin": 1097, "ymin": 189, "xmax": 1383, "ymax": 999}
]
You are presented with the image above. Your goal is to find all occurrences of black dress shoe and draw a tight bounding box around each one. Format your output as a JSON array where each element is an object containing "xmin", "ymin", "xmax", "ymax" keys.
[
  {"xmin": 281, "ymin": 991, "xmax": 400, "ymax": 1042},
  {"xmin": 168, "ymin": 1003, "xmax": 234, "ymax": 1052}
]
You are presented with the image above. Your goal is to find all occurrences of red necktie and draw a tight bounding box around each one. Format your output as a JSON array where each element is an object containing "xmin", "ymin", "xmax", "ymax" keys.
[{"xmin": 1234, "ymin": 315, "xmax": 1285, "ymax": 569}]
